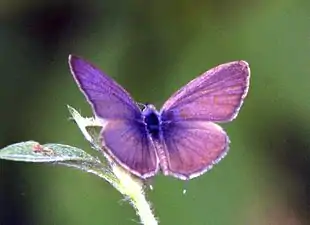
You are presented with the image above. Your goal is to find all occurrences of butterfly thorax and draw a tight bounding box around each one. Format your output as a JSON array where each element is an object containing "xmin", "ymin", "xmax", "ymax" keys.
[{"xmin": 142, "ymin": 104, "xmax": 161, "ymax": 140}]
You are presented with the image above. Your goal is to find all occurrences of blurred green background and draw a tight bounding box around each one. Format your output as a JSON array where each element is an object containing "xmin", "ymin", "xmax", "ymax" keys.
[{"xmin": 1, "ymin": 0, "xmax": 310, "ymax": 224}]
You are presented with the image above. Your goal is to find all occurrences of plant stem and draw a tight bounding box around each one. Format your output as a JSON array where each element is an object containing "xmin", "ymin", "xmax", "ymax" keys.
[{"xmin": 131, "ymin": 190, "xmax": 158, "ymax": 225}]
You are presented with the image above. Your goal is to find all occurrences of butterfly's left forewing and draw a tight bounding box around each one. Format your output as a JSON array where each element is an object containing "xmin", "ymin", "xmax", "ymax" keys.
[{"xmin": 69, "ymin": 55, "xmax": 141, "ymax": 120}]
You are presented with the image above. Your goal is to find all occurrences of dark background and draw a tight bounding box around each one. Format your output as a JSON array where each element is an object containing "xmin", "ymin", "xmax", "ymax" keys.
[{"xmin": 1, "ymin": 1, "xmax": 310, "ymax": 224}]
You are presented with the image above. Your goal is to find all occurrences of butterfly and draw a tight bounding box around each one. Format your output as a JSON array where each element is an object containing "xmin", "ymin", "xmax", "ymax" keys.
[{"xmin": 69, "ymin": 55, "xmax": 250, "ymax": 180}]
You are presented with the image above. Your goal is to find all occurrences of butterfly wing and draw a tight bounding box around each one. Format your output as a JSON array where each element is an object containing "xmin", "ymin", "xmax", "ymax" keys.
[
  {"xmin": 159, "ymin": 61, "xmax": 250, "ymax": 179},
  {"xmin": 102, "ymin": 120, "xmax": 159, "ymax": 178},
  {"xmin": 161, "ymin": 121, "xmax": 229, "ymax": 180},
  {"xmin": 160, "ymin": 61, "xmax": 250, "ymax": 122},
  {"xmin": 69, "ymin": 55, "xmax": 158, "ymax": 178},
  {"xmin": 69, "ymin": 55, "xmax": 141, "ymax": 120}
]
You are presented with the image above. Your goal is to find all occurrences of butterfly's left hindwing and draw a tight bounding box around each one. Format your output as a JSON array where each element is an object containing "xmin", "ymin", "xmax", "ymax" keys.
[{"xmin": 102, "ymin": 120, "xmax": 159, "ymax": 178}]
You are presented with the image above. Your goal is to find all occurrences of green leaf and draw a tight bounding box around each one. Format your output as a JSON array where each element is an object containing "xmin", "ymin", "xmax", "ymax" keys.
[
  {"xmin": 0, "ymin": 141, "xmax": 98, "ymax": 163},
  {"xmin": 0, "ymin": 141, "xmax": 115, "ymax": 182}
]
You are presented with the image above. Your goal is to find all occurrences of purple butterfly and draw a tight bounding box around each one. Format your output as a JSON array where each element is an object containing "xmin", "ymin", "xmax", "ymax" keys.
[{"xmin": 69, "ymin": 55, "xmax": 250, "ymax": 180}]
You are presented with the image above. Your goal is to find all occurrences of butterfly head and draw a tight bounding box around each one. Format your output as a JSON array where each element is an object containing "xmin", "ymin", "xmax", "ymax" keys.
[
  {"xmin": 142, "ymin": 103, "xmax": 154, "ymax": 111},
  {"xmin": 142, "ymin": 103, "xmax": 159, "ymax": 120}
]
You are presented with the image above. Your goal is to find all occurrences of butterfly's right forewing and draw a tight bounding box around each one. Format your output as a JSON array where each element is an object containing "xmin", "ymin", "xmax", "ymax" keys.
[{"xmin": 161, "ymin": 61, "xmax": 250, "ymax": 122}]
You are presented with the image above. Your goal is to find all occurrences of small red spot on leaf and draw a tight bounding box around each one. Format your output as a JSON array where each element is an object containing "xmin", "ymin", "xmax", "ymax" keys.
[{"xmin": 32, "ymin": 144, "xmax": 55, "ymax": 156}]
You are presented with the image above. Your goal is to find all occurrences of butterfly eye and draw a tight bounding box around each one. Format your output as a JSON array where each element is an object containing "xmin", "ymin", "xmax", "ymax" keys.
[{"xmin": 137, "ymin": 102, "xmax": 147, "ymax": 110}]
